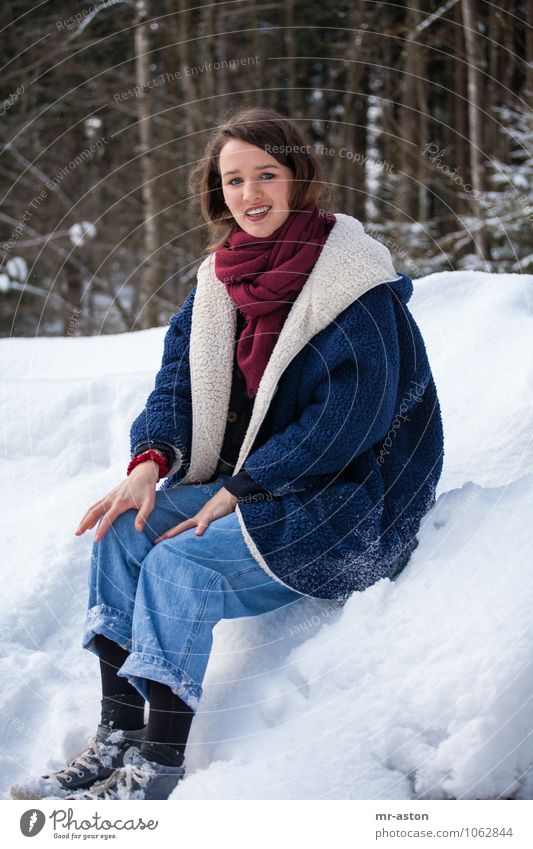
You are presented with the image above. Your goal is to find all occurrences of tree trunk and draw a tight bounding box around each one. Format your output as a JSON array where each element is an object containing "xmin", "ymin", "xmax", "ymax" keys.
[
  {"xmin": 373, "ymin": 37, "xmax": 397, "ymax": 223},
  {"xmin": 284, "ymin": 0, "xmax": 296, "ymax": 117},
  {"xmin": 331, "ymin": 1, "xmax": 366, "ymax": 218},
  {"xmin": 135, "ymin": 0, "xmax": 162, "ymax": 328},
  {"xmin": 63, "ymin": 261, "xmax": 83, "ymax": 335},
  {"xmin": 396, "ymin": 3, "xmax": 419, "ymax": 225},
  {"xmin": 453, "ymin": 1, "xmax": 469, "ymax": 216},
  {"xmin": 246, "ymin": 2, "xmax": 263, "ymax": 107},
  {"xmin": 526, "ymin": 0, "xmax": 533, "ymax": 107},
  {"xmin": 461, "ymin": 0, "xmax": 490, "ymax": 262},
  {"xmin": 414, "ymin": 2, "xmax": 429, "ymax": 223},
  {"xmin": 351, "ymin": 70, "xmax": 369, "ymax": 221}
]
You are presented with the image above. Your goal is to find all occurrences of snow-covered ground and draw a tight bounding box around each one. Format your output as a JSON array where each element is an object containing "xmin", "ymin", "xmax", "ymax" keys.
[{"xmin": 1, "ymin": 270, "xmax": 532, "ymax": 800}]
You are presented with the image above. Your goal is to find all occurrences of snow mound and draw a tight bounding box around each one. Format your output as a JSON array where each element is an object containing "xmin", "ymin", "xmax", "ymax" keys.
[{"xmin": 1, "ymin": 270, "xmax": 532, "ymax": 800}]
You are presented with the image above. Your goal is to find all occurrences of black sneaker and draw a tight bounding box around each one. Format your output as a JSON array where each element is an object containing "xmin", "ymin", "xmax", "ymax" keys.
[
  {"xmin": 63, "ymin": 749, "xmax": 186, "ymax": 800},
  {"xmin": 10, "ymin": 724, "xmax": 145, "ymax": 800}
]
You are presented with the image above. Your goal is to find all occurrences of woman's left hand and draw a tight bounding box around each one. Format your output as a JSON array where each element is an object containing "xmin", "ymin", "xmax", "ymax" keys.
[{"xmin": 154, "ymin": 486, "xmax": 238, "ymax": 543}]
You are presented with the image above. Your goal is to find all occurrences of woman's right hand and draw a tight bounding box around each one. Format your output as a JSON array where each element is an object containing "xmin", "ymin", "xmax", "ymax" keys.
[{"xmin": 74, "ymin": 461, "xmax": 160, "ymax": 543}]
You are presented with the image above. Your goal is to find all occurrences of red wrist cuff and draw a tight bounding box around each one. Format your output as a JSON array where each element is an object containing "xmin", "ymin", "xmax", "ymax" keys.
[{"xmin": 127, "ymin": 450, "xmax": 170, "ymax": 480}]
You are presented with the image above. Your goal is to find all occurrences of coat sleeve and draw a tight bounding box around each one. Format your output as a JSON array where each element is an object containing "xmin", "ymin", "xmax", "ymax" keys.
[
  {"xmin": 129, "ymin": 287, "xmax": 195, "ymax": 477},
  {"xmin": 223, "ymin": 467, "xmax": 271, "ymax": 499},
  {"xmin": 241, "ymin": 286, "xmax": 401, "ymax": 497}
]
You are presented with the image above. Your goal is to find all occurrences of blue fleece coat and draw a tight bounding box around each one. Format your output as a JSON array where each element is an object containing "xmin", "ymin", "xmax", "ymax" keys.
[{"xmin": 130, "ymin": 213, "xmax": 444, "ymax": 601}]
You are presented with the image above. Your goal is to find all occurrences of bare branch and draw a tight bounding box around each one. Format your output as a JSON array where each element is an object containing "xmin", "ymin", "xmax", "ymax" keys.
[
  {"xmin": 68, "ymin": 0, "xmax": 134, "ymax": 40},
  {"xmin": 407, "ymin": 0, "xmax": 460, "ymax": 39}
]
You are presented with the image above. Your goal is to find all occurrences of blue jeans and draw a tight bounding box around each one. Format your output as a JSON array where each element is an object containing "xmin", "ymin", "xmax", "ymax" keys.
[{"xmin": 82, "ymin": 474, "xmax": 303, "ymax": 711}]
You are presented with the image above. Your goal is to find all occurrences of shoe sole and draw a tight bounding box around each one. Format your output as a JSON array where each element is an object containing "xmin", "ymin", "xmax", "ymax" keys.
[
  {"xmin": 10, "ymin": 787, "xmax": 39, "ymax": 800},
  {"xmin": 10, "ymin": 779, "xmax": 112, "ymax": 801},
  {"xmin": 10, "ymin": 786, "xmax": 69, "ymax": 801},
  {"xmin": 10, "ymin": 773, "xmax": 114, "ymax": 801}
]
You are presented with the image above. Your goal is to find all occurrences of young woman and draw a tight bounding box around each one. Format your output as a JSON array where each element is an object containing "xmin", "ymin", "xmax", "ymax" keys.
[{"xmin": 11, "ymin": 106, "xmax": 443, "ymax": 801}]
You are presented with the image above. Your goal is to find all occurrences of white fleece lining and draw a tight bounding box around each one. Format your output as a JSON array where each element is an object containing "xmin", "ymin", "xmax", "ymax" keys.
[
  {"xmin": 179, "ymin": 213, "xmax": 402, "ymax": 581},
  {"xmin": 233, "ymin": 504, "xmax": 309, "ymax": 595},
  {"xmin": 167, "ymin": 448, "xmax": 183, "ymax": 477}
]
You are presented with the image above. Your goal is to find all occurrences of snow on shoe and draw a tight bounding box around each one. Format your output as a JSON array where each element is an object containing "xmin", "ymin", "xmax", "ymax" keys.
[
  {"xmin": 62, "ymin": 749, "xmax": 186, "ymax": 800},
  {"xmin": 10, "ymin": 724, "xmax": 145, "ymax": 800}
]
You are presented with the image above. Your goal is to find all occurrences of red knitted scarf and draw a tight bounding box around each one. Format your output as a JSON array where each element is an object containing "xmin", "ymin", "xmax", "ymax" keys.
[{"xmin": 214, "ymin": 202, "xmax": 336, "ymax": 398}]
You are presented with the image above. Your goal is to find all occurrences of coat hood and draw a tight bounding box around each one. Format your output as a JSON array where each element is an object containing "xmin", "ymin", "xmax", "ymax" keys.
[{"xmin": 387, "ymin": 272, "xmax": 414, "ymax": 304}]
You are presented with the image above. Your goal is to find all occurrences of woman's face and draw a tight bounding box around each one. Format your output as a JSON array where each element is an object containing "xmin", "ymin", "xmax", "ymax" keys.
[{"xmin": 219, "ymin": 139, "xmax": 294, "ymax": 237}]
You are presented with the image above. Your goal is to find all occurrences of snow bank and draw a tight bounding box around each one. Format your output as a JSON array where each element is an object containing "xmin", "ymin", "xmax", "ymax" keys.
[{"xmin": 1, "ymin": 270, "xmax": 532, "ymax": 799}]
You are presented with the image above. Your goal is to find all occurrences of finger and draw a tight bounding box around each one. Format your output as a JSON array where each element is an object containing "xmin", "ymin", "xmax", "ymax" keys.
[
  {"xmin": 76, "ymin": 513, "xmax": 102, "ymax": 534},
  {"xmin": 154, "ymin": 518, "xmax": 195, "ymax": 543},
  {"xmin": 194, "ymin": 521, "xmax": 210, "ymax": 536},
  {"xmin": 75, "ymin": 510, "xmax": 101, "ymax": 535},
  {"xmin": 154, "ymin": 528, "xmax": 178, "ymax": 544},
  {"xmin": 75, "ymin": 496, "xmax": 113, "ymax": 534},
  {"xmin": 93, "ymin": 520, "xmax": 109, "ymax": 543},
  {"xmin": 75, "ymin": 504, "xmax": 99, "ymax": 532},
  {"xmin": 135, "ymin": 499, "xmax": 154, "ymax": 533},
  {"xmin": 94, "ymin": 508, "xmax": 122, "ymax": 543}
]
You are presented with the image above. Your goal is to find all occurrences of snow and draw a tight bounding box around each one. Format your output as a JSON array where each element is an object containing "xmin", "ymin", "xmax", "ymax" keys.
[
  {"xmin": 1, "ymin": 269, "xmax": 532, "ymax": 800},
  {"xmin": 6, "ymin": 256, "xmax": 28, "ymax": 282},
  {"xmin": 84, "ymin": 116, "xmax": 103, "ymax": 138},
  {"xmin": 68, "ymin": 221, "xmax": 97, "ymax": 247}
]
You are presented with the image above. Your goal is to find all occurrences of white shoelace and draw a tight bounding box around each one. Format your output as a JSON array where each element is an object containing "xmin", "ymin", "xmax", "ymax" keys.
[{"xmin": 93, "ymin": 761, "xmax": 152, "ymax": 799}]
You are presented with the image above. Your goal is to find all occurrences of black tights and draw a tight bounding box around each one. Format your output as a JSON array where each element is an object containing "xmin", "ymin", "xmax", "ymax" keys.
[{"xmin": 94, "ymin": 634, "xmax": 194, "ymax": 766}]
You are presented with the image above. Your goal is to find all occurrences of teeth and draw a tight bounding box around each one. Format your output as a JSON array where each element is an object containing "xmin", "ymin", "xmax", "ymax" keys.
[{"xmin": 247, "ymin": 206, "xmax": 270, "ymax": 216}]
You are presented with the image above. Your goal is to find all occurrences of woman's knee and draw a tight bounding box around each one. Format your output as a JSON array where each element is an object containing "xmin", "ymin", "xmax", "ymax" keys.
[
  {"xmin": 140, "ymin": 537, "xmax": 223, "ymax": 591},
  {"xmin": 96, "ymin": 494, "xmax": 177, "ymax": 545},
  {"xmin": 140, "ymin": 487, "xmax": 207, "ymax": 540},
  {"xmin": 96, "ymin": 507, "xmax": 137, "ymax": 542}
]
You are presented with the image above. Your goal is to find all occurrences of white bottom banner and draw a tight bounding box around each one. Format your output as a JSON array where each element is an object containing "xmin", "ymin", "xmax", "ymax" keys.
[{"xmin": 4, "ymin": 799, "xmax": 533, "ymax": 848}]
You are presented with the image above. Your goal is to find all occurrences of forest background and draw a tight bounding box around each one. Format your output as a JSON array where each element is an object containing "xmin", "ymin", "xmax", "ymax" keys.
[{"xmin": 0, "ymin": 0, "xmax": 531, "ymax": 336}]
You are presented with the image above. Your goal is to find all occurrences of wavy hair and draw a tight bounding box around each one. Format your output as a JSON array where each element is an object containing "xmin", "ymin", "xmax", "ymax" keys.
[{"xmin": 188, "ymin": 106, "xmax": 331, "ymax": 253}]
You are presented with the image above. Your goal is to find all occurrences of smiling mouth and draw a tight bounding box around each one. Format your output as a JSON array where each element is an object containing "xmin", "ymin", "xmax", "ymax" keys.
[{"xmin": 245, "ymin": 205, "xmax": 272, "ymax": 220}]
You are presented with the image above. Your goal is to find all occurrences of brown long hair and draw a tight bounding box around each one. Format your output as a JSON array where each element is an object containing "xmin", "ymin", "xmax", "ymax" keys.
[{"xmin": 188, "ymin": 106, "xmax": 331, "ymax": 253}]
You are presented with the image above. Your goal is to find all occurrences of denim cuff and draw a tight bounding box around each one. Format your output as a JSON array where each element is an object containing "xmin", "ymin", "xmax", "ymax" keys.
[
  {"xmin": 82, "ymin": 604, "xmax": 133, "ymax": 655},
  {"xmin": 117, "ymin": 652, "xmax": 203, "ymax": 712}
]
